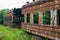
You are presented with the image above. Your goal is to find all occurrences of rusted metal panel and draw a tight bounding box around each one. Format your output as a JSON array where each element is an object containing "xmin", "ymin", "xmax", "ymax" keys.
[
  {"xmin": 55, "ymin": 4, "xmax": 59, "ymax": 9},
  {"xmin": 49, "ymin": 6, "xmax": 55, "ymax": 10},
  {"xmin": 55, "ymin": 0, "xmax": 59, "ymax": 5},
  {"xmin": 43, "ymin": 2, "xmax": 50, "ymax": 7},
  {"xmin": 22, "ymin": 0, "xmax": 53, "ymax": 9},
  {"xmin": 22, "ymin": 23, "xmax": 60, "ymax": 39},
  {"xmin": 3, "ymin": 11, "xmax": 13, "ymax": 26},
  {"xmin": 22, "ymin": 0, "xmax": 56, "ymax": 14},
  {"xmin": 22, "ymin": 0, "xmax": 60, "ymax": 14},
  {"xmin": 59, "ymin": 0, "xmax": 60, "ymax": 3}
]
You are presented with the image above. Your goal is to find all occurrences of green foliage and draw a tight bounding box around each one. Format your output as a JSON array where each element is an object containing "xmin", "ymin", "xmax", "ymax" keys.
[
  {"xmin": 43, "ymin": 11, "xmax": 50, "ymax": 24},
  {"xmin": 27, "ymin": 14, "xmax": 30, "ymax": 23},
  {"xmin": 0, "ymin": 9, "xmax": 9, "ymax": 24},
  {"xmin": 33, "ymin": 12, "xmax": 39, "ymax": 24},
  {"xmin": 0, "ymin": 25, "xmax": 32, "ymax": 40},
  {"xmin": 21, "ymin": 14, "xmax": 24, "ymax": 22},
  {"xmin": 21, "ymin": 17, "xmax": 24, "ymax": 22},
  {"xmin": 42, "ymin": 37, "xmax": 48, "ymax": 40}
]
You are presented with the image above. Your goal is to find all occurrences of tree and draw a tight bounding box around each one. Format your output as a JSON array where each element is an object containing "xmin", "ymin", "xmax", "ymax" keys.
[{"xmin": 0, "ymin": 9, "xmax": 9, "ymax": 24}]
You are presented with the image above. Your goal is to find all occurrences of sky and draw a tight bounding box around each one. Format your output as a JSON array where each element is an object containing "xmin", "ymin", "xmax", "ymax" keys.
[{"xmin": 0, "ymin": 0, "xmax": 32, "ymax": 9}]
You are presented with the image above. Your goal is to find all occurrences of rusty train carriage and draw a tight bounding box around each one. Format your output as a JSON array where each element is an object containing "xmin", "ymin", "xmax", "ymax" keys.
[
  {"xmin": 22, "ymin": 0, "xmax": 60, "ymax": 40},
  {"xmin": 3, "ymin": 10, "xmax": 13, "ymax": 26},
  {"xmin": 3, "ymin": 8, "xmax": 22, "ymax": 28}
]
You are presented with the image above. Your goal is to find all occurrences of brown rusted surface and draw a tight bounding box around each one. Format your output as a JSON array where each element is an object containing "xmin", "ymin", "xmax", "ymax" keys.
[
  {"xmin": 22, "ymin": 0, "xmax": 53, "ymax": 9},
  {"xmin": 3, "ymin": 11, "xmax": 13, "ymax": 26},
  {"xmin": 22, "ymin": 0, "xmax": 60, "ymax": 14},
  {"xmin": 22, "ymin": 23, "xmax": 60, "ymax": 40}
]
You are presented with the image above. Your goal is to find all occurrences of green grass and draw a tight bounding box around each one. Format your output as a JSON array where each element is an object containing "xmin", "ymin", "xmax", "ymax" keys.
[{"xmin": 0, "ymin": 25, "xmax": 32, "ymax": 40}]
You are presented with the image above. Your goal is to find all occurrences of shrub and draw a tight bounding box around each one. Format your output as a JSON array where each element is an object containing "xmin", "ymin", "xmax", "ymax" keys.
[{"xmin": 0, "ymin": 25, "xmax": 32, "ymax": 40}]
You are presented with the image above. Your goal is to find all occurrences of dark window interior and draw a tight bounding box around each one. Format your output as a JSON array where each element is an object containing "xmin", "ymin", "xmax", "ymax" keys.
[
  {"xmin": 57, "ymin": 9, "xmax": 60, "ymax": 26},
  {"xmin": 21, "ymin": 14, "xmax": 24, "ymax": 22},
  {"xmin": 4, "ymin": 17, "xmax": 8, "ymax": 21},
  {"xmin": 43, "ymin": 11, "xmax": 50, "ymax": 25},
  {"xmin": 27, "ymin": 14, "xmax": 30, "ymax": 23},
  {"xmin": 8, "ymin": 16, "xmax": 12, "ymax": 21},
  {"xmin": 33, "ymin": 12, "xmax": 39, "ymax": 24}
]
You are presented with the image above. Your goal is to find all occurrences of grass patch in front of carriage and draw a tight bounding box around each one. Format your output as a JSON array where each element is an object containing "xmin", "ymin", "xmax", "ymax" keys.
[{"xmin": 0, "ymin": 25, "xmax": 32, "ymax": 40}]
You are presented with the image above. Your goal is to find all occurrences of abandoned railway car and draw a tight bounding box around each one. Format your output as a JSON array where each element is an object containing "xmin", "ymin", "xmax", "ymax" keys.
[
  {"xmin": 3, "ymin": 8, "xmax": 22, "ymax": 28},
  {"xmin": 22, "ymin": 0, "xmax": 60, "ymax": 40}
]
